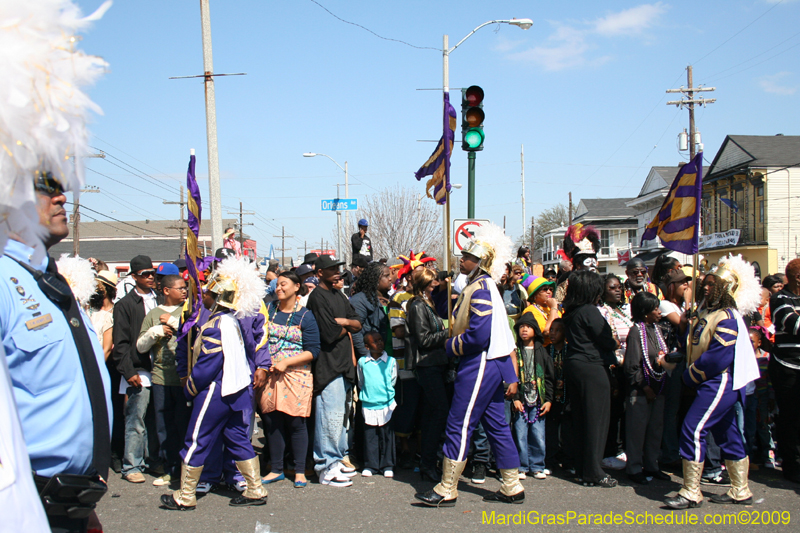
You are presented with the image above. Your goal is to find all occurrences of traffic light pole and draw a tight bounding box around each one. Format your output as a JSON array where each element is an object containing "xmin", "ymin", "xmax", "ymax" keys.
[{"xmin": 467, "ymin": 152, "xmax": 476, "ymax": 218}]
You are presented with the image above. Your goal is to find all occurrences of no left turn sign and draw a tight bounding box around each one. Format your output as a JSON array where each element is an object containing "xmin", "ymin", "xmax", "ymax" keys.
[{"xmin": 453, "ymin": 219, "xmax": 490, "ymax": 254}]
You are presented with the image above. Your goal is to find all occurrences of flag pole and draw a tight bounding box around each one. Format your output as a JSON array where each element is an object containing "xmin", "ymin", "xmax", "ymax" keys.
[{"xmin": 446, "ymin": 187, "xmax": 453, "ymax": 334}]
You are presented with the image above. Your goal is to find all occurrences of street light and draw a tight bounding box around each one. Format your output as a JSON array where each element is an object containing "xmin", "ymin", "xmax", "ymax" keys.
[
  {"xmin": 303, "ymin": 152, "xmax": 349, "ymax": 263},
  {"xmin": 440, "ymin": 18, "xmax": 532, "ymax": 272}
]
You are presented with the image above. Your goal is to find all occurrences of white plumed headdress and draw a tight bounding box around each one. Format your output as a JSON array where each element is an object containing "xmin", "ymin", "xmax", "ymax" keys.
[
  {"xmin": 461, "ymin": 222, "xmax": 513, "ymax": 283},
  {"xmin": 208, "ymin": 257, "xmax": 266, "ymax": 319},
  {"xmin": 55, "ymin": 253, "xmax": 95, "ymax": 307},
  {"xmin": 0, "ymin": 0, "xmax": 110, "ymax": 259},
  {"xmin": 715, "ymin": 254, "xmax": 762, "ymax": 316}
]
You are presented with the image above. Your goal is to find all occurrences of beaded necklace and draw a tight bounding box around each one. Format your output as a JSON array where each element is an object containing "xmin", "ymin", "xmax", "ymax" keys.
[
  {"xmin": 638, "ymin": 322, "xmax": 667, "ymax": 393},
  {"xmin": 268, "ymin": 299, "xmax": 299, "ymax": 354},
  {"xmin": 516, "ymin": 346, "xmax": 540, "ymax": 424},
  {"xmin": 550, "ymin": 343, "xmax": 566, "ymax": 404}
]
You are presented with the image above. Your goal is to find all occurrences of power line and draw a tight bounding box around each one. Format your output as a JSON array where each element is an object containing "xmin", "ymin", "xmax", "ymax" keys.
[
  {"xmin": 86, "ymin": 167, "xmax": 172, "ymax": 202},
  {"xmin": 692, "ymin": 0, "xmax": 785, "ymax": 65},
  {"xmin": 309, "ymin": 0, "xmax": 439, "ymax": 51},
  {"xmin": 64, "ymin": 202, "xmax": 174, "ymax": 237},
  {"xmin": 702, "ymin": 29, "xmax": 800, "ymax": 80}
]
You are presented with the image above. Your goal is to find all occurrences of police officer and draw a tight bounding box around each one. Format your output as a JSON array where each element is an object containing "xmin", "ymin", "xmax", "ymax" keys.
[{"xmin": 1, "ymin": 172, "xmax": 112, "ymax": 533}]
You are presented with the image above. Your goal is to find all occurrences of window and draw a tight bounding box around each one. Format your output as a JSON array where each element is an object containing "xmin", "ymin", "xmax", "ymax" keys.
[
  {"xmin": 628, "ymin": 229, "xmax": 637, "ymax": 247},
  {"xmin": 600, "ymin": 230, "xmax": 610, "ymax": 255},
  {"xmin": 759, "ymin": 200, "xmax": 764, "ymax": 224},
  {"xmin": 757, "ymin": 185, "xmax": 764, "ymax": 197}
]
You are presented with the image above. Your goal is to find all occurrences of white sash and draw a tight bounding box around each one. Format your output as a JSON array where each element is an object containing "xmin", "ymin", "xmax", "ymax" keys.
[{"xmin": 220, "ymin": 313, "xmax": 252, "ymax": 396}]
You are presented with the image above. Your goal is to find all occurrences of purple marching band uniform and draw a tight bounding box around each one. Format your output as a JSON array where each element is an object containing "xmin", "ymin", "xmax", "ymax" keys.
[
  {"xmin": 163, "ymin": 291, "xmax": 268, "ymax": 510},
  {"xmin": 669, "ymin": 307, "xmax": 755, "ymax": 507},
  {"xmin": 416, "ymin": 267, "xmax": 524, "ymax": 506},
  {"xmin": 188, "ymin": 303, "xmax": 269, "ymax": 488}
]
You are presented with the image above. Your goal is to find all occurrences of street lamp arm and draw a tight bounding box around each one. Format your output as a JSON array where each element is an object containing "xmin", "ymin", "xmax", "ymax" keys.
[
  {"xmin": 449, "ymin": 19, "xmax": 532, "ymax": 54},
  {"xmin": 303, "ymin": 152, "xmax": 345, "ymax": 173}
]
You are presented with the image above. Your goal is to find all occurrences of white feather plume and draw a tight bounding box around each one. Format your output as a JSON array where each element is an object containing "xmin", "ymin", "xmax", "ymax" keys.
[
  {"xmin": 56, "ymin": 253, "xmax": 96, "ymax": 307},
  {"xmin": 216, "ymin": 257, "xmax": 266, "ymax": 319},
  {"xmin": 471, "ymin": 222, "xmax": 514, "ymax": 283},
  {"xmin": 718, "ymin": 254, "xmax": 762, "ymax": 316},
  {"xmin": 0, "ymin": 0, "xmax": 110, "ymax": 260}
]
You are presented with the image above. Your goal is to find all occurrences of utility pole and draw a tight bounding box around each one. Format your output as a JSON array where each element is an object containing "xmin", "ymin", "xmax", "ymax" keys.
[
  {"xmin": 521, "ymin": 144, "xmax": 526, "ymax": 239},
  {"xmin": 165, "ymin": 185, "xmax": 187, "ymax": 259},
  {"xmin": 227, "ymin": 201, "xmax": 254, "ymax": 258},
  {"xmin": 273, "ymin": 226, "xmax": 293, "ymax": 268},
  {"xmin": 530, "ymin": 216, "xmax": 535, "ymax": 255},
  {"xmin": 568, "ymin": 192, "xmax": 573, "ymax": 226},
  {"xmin": 72, "ymin": 186, "xmax": 100, "ymax": 256},
  {"xmin": 304, "ymin": 241, "xmax": 308, "ymax": 256},
  {"xmin": 336, "ymin": 184, "xmax": 343, "ymax": 262},
  {"xmin": 667, "ymin": 65, "xmax": 716, "ymax": 159}
]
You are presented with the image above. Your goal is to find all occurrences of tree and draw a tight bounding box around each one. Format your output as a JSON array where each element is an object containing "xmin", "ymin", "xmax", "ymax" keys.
[
  {"xmin": 337, "ymin": 185, "xmax": 443, "ymax": 264},
  {"xmin": 517, "ymin": 203, "xmax": 569, "ymax": 252}
]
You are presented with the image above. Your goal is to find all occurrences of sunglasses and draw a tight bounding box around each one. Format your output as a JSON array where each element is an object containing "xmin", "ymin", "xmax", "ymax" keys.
[
  {"xmin": 135, "ymin": 270, "xmax": 156, "ymax": 277},
  {"xmin": 34, "ymin": 172, "xmax": 65, "ymax": 197}
]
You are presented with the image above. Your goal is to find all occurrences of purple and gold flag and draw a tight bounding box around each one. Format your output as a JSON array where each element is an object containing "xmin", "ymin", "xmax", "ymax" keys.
[
  {"xmin": 182, "ymin": 153, "xmax": 202, "ymax": 337},
  {"xmin": 415, "ymin": 92, "xmax": 457, "ymax": 204},
  {"xmin": 641, "ymin": 152, "xmax": 704, "ymax": 255}
]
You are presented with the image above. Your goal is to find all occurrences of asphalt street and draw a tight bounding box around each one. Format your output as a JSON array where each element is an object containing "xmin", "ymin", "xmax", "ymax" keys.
[{"xmin": 96, "ymin": 460, "xmax": 799, "ymax": 533}]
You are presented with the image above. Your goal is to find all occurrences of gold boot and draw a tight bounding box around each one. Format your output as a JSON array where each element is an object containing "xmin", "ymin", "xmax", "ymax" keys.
[
  {"xmin": 483, "ymin": 469, "xmax": 525, "ymax": 503},
  {"xmin": 665, "ymin": 460, "xmax": 704, "ymax": 509},
  {"xmin": 414, "ymin": 456, "xmax": 467, "ymax": 507},
  {"xmin": 161, "ymin": 463, "xmax": 203, "ymax": 510},
  {"xmin": 230, "ymin": 457, "xmax": 267, "ymax": 507},
  {"xmin": 711, "ymin": 458, "xmax": 753, "ymax": 504}
]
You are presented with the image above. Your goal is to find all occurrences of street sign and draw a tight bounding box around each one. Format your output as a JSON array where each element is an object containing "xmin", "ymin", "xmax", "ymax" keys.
[
  {"xmin": 321, "ymin": 199, "xmax": 358, "ymax": 211},
  {"xmin": 453, "ymin": 219, "xmax": 490, "ymax": 254}
]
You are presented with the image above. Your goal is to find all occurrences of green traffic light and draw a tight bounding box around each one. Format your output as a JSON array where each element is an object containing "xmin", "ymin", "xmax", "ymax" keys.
[{"xmin": 464, "ymin": 128, "xmax": 484, "ymax": 149}]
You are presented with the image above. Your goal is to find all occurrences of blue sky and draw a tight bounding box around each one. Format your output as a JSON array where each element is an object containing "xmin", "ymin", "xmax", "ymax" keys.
[{"xmin": 72, "ymin": 0, "xmax": 800, "ymax": 256}]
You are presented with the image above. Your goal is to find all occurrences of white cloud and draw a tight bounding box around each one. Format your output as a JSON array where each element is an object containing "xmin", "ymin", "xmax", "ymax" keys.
[
  {"xmin": 504, "ymin": 4, "xmax": 668, "ymax": 71},
  {"xmin": 759, "ymin": 72, "xmax": 797, "ymax": 95},
  {"xmin": 594, "ymin": 2, "xmax": 667, "ymax": 36}
]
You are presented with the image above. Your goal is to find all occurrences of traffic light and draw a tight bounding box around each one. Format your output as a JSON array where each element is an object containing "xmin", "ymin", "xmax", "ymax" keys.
[{"xmin": 461, "ymin": 85, "xmax": 485, "ymax": 152}]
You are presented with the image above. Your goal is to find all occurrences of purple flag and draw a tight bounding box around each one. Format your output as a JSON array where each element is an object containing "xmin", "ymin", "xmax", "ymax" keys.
[
  {"xmin": 415, "ymin": 92, "xmax": 457, "ymax": 204},
  {"xmin": 182, "ymin": 154, "xmax": 203, "ymax": 338},
  {"xmin": 641, "ymin": 152, "xmax": 704, "ymax": 255}
]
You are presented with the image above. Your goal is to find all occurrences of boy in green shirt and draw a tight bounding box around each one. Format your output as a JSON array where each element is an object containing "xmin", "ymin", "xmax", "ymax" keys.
[{"xmin": 137, "ymin": 274, "xmax": 188, "ymax": 485}]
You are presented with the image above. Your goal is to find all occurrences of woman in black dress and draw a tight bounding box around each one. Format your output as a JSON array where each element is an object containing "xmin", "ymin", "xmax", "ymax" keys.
[{"xmin": 562, "ymin": 270, "xmax": 619, "ymax": 487}]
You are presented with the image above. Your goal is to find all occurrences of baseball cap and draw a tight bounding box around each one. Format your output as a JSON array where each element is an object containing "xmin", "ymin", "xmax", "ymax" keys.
[
  {"xmin": 296, "ymin": 264, "xmax": 314, "ymax": 277},
  {"xmin": 130, "ymin": 255, "xmax": 153, "ymax": 273},
  {"xmin": 173, "ymin": 258, "xmax": 187, "ymax": 271},
  {"xmin": 215, "ymin": 247, "xmax": 236, "ymax": 260},
  {"xmin": 157, "ymin": 262, "xmax": 180, "ymax": 276},
  {"xmin": 358, "ymin": 218, "xmax": 368, "ymax": 227},
  {"xmin": 314, "ymin": 255, "xmax": 345, "ymax": 271},
  {"xmin": 663, "ymin": 269, "xmax": 692, "ymax": 286}
]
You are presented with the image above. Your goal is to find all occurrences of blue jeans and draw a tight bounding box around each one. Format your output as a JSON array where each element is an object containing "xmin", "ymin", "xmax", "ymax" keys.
[
  {"xmin": 506, "ymin": 400, "xmax": 546, "ymax": 472},
  {"xmin": 123, "ymin": 385, "xmax": 150, "ymax": 475},
  {"xmin": 313, "ymin": 375, "xmax": 352, "ymax": 475},
  {"xmin": 151, "ymin": 384, "xmax": 191, "ymax": 477}
]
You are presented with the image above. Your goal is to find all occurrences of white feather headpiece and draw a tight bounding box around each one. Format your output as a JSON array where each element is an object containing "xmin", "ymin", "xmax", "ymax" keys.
[
  {"xmin": 214, "ymin": 257, "xmax": 266, "ymax": 319},
  {"xmin": 56, "ymin": 253, "xmax": 95, "ymax": 307},
  {"xmin": 716, "ymin": 254, "xmax": 762, "ymax": 316},
  {"xmin": 464, "ymin": 222, "xmax": 514, "ymax": 283},
  {"xmin": 0, "ymin": 0, "xmax": 110, "ymax": 260}
]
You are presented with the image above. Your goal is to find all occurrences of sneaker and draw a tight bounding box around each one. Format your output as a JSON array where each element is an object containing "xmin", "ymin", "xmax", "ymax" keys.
[
  {"xmin": 195, "ymin": 482, "xmax": 215, "ymax": 494},
  {"xmin": 601, "ymin": 456, "xmax": 626, "ymax": 470},
  {"xmin": 341, "ymin": 456, "xmax": 356, "ymax": 471},
  {"xmin": 124, "ymin": 472, "xmax": 145, "ymax": 483},
  {"xmin": 383, "ymin": 470, "xmax": 394, "ymax": 478},
  {"xmin": 152, "ymin": 474, "xmax": 171, "ymax": 487},
  {"xmin": 471, "ymin": 463, "xmax": 487, "ymax": 484},
  {"xmin": 321, "ymin": 466, "xmax": 353, "ymax": 487},
  {"xmin": 361, "ymin": 469, "xmax": 374, "ymax": 477},
  {"xmin": 339, "ymin": 460, "xmax": 357, "ymax": 474},
  {"xmin": 518, "ymin": 471, "xmax": 527, "ymax": 480},
  {"xmin": 533, "ymin": 471, "xmax": 547, "ymax": 480},
  {"xmin": 336, "ymin": 463, "xmax": 358, "ymax": 478},
  {"xmin": 701, "ymin": 471, "xmax": 730, "ymax": 486},
  {"xmin": 234, "ymin": 480, "xmax": 247, "ymax": 492},
  {"xmin": 543, "ymin": 469, "xmax": 552, "ymax": 476}
]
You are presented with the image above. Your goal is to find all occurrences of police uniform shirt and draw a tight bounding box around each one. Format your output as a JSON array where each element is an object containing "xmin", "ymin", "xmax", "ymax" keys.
[{"xmin": 0, "ymin": 239, "xmax": 112, "ymax": 477}]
